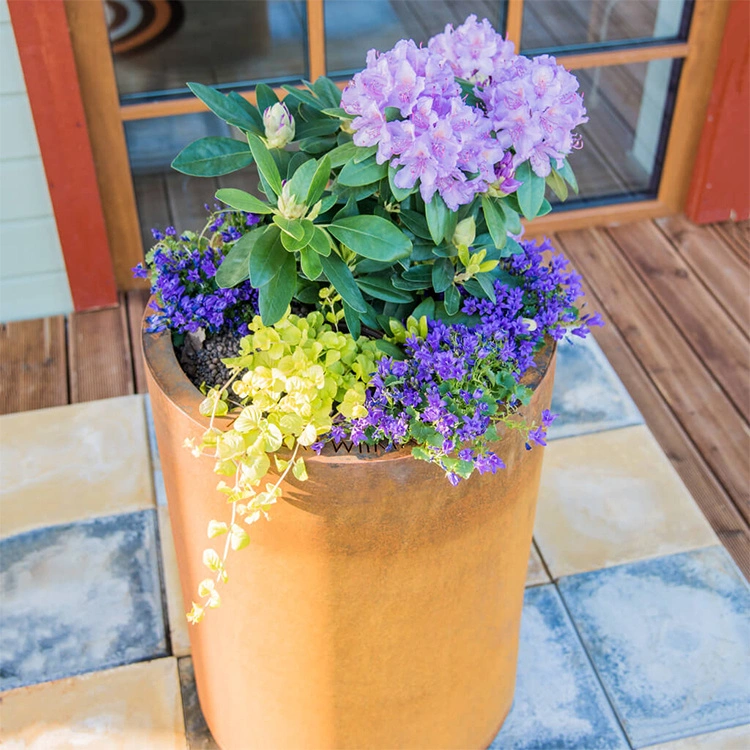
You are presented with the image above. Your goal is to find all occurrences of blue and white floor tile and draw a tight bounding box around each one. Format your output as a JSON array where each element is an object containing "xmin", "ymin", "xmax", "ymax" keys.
[
  {"xmin": 0, "ymin": 510, "xmax": 168, "ymax": 691},
  {"xmin": 558, "ymin": 547, "xmax": 750, "ymax": 748},
  {"xmin": 549, "ymin": 334, "xmax": 642, "ymax": 440},
  {"xmin": 490, "ymin": 585, "xmax": 629, "ymax": 750}
]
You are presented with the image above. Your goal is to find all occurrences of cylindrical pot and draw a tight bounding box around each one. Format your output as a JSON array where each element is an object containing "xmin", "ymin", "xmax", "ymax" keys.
[{"xmin": 143, "ymin": 320, "xmax": 556, "ymax": 750}]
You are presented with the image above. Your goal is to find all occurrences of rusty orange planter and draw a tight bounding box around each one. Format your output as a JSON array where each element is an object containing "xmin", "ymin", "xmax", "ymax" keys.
[{"xmin": 143, "ymin": 321, "xmax": 556, "ymax": 750}]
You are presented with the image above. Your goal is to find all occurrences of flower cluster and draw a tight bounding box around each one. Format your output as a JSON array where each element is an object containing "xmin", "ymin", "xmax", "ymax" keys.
[
  {"xmin": 326, "ymin": 238, "xmax": 602, "ymax": 482},
  {"xmin": 341, "ymin": 15, "xmax": 587, "ymax": 206},
  {"xmin": 433, "ymin": 16, "xmax": 588, "ymax": 177},
  {"xmin": 341, "ymin": 39, "xmax": 505, "ymax": 210},
  {"xmin": 134, "ymin": 210, "xmax": 260, "ymax": 335}
]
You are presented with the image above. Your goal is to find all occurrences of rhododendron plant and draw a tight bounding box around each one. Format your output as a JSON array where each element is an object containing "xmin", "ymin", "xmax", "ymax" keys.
[{"xmin": 138, "ymin": 16, "xmax": 601, "ymax": 621}]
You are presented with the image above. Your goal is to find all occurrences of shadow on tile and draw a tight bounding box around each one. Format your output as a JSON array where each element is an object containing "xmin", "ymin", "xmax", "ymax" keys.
[
  {"xmin": 178, "ymin": 657, "xmax": 219, "ymax": 750},
  {"xmin": 559, "ymin": 547, "xmax": 750, "ymax": 748},
  {"xmin": 0, "ymin": 510, "xmax": 168, "ymax": 691},
  {"xmin": 549, "ymin": 335, "xmax": 642, "ymax": 440},
  {"xmin": 490, "ymin": 584, "xmax": 629, "ymax": 750}
]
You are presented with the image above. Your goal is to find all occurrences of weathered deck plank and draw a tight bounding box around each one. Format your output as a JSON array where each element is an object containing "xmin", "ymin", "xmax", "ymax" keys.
[{"xmin": 0, "ymin": 316, "xmax": 69, "ymax": 415}]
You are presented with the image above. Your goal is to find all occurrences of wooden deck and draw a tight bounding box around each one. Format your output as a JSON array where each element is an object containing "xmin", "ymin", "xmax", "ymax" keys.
[{"xmin": 1, "ymin": 216, "xmax": 748, "ymax": 578}]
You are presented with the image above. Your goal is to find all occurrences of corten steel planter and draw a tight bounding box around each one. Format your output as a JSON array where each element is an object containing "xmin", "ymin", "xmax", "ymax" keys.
[{"xmin": 143, "ymin": 316, "xmax": 556, "ymax": 750}]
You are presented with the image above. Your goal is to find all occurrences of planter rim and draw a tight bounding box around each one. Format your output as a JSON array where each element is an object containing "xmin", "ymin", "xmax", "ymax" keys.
[{"xmin": 141, "ymin": 300, "xmax": 556, "ymax": 465}]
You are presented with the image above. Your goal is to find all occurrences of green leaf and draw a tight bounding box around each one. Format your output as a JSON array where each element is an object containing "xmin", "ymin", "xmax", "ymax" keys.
[
  {"xmin": 333, "ymin": 194, "xmax": 359, "ymax": 221},
  {"xmin": 411, "ymin": 297, "xmax": 435, "ymax": 319},
  {"xmin": 258, "ymin": 252, "xmax": 296, "ymax": 325},
  {"xmin": 425, "ymin": 194, "xmax": 450, "ymax": 245},
  {"xmin": 226, "ymin": 92, "xmax": 264, "ymax": 133},
  {"xmin": 249, "ymin": 226, "xmax": 285, "ymax": 287},
  {"xmin": 319, "ymin": 252, "xmax": 367, "ymax": 312},
  {"xmin": 255, "ymin": 83, "xmax": 278, "ymax": 113},
  {"xmin": 299, "ymin": 135, "xmax": 337, "ymax": 154},
  {"xmin": 215, "ymin": 227, "xmax": 263, "ymax": 288},
  {"xmin": 356, "ymin": 275, "xmax": 414, "ymax": 303},
  {"xmin": 295, "ymin": 118, "xmax": 341, "ymax": 140},
  {"xmin": 516, "ymin": 162, "xmax": 546, "ymax": 220},
  {"xmin": 501, "ymin": 237, "xmax": 524, "ymax": 257},
  {"xmin": 431, "ymin": 257, "xmax": 454, "ymax": 293},
  {"xmin": 476, "ymin": 272, "xmax": 497, "ymax": 302},
  {"xmin": 343, "ymin": 302, "xmax": 361, "ymax": 339},
  {"xmin": 444, "ymin": 284, "xmax": 460, "ymax": 316},
  {"xmin": 280, "ymin": 219, "xmax": 315, "ymax": 252},
  {"xmin": 388, "ymin": 165, "xmax": 416, "ymax": 201},
  {"xmin": 338, "ymin": 155, "xmax": 388, "ymax": 187},
  {"xmin": 287, "ymin": 158, "xmax": 318, "ymax": 202},
  {"xmin": 299, "ymin": 246, "xmax": 323, "ymax": 280},
  {"xmin": 309, "ymin": 226, "xmax": 332, "ymax": 256},
  {"xmin": 321, "ymin": 107, "xmax": 354, "ymax": 120},
  {"xmin": 312, "ymin": 77, "xmax": 342, "ymax": 108},
  {"xmin": 538, "ymin": 198, "xmax": 553, "ymax": 216},
  {"xmin": 411, "ymin": 446, "xmax": 431, "ymax": 462},
  {"xmin": 500, "ymin": 203, "xmax": 523, "ymax": 235},
  {"xmin": 557, "ymin": 158, "xmax": 579, "ymax": 194},
  {"xmin": 328, "ymin": 215, "xmax": 412, "ymax": 261},
  {"xmin": 306, "ymin": 155, "xmax": 331, "ymax": 205},
  {"xmin": 480, "ymin": 195, "xmax": 507, "ymax": 250},
  {"xmin": 399, "ymin": 209, "xmax": 432, "ymax": 240},
  {"xmin": 546, "ymin": 169, "xmax": 568, "ymax": 201},
  {"xmin": 273, "ymin": 215, "xmax": 305, "ymax": 241},
  {"xmin": 215, "ymin": 188, "xmax": 273, "ymax": 214},
  {"xmin": 326, "ymin": 141, "xmax": 359, "ymax": 169},
  {"xmin": 375, "ymin": 339, "xmax": 406, "ymax": 360},
  {"xmin": 353, "ymin": 145, "xmax": 377, "ymax": 164},
  {"xmin": 187, "ymin": 82, "xmax": 260, "ymax": 131},
  {"xmin": 246, "ymin": 132, "xmax": 282, "ymax": 196},
  {"xmin": 287, "ymin": 151, "xmax": 311, "ymax": 179},
  {"xmin": 171, "ymin": 137, "xmax": 253, "ymax": 177},
  {"xmin": 281, "ymin": 85, "xmax": 324, "ymax": 111}
]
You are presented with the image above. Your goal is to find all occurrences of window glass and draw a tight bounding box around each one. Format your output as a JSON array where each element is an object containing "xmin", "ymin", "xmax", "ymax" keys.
[
  {"xmin": 108, "ymin": 0, "xmax": 308, "ymax": 101},
  {"xmin": 521, "ymin": 0, "xmax": 689, "ymax": 53},
  {"xmin": 324, "ymin": 0, "xmax": 507, "ymax": 77},
  {"xmin": 557, "ymin": 58, "xmax": 680, "ymax": 205}
]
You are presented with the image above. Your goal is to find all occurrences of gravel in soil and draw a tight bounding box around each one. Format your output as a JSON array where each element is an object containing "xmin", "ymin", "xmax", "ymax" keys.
[{"xmin": 177, "ymin": 328, "xmax": 243, "ymax": 390}]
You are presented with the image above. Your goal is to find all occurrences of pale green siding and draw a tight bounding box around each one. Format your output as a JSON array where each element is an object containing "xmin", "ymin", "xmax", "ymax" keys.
[{"xmin": 0, "ymin": 0, "xmax": 73, "ymax": 322}]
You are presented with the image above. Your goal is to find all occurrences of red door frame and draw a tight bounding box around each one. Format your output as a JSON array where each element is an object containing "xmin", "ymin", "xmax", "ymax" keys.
[
  {"xmin": 7, "ymin": 0, "xmax": 118, "ymax": 310},
  {"xmin": 686, "ymin": 0, "xmax": 750, "ymax": 224}
]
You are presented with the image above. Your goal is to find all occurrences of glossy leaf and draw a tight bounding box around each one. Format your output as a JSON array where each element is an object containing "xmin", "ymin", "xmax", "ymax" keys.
[
  {"xmin": 215, "ymin": 227, "xmax": 263, "ymax": 288},
  {"xmin": 328, "ymin": 215, "xmax": 411, "ymax": 261},
  {"xmin": 356, "ymin": 275, "xmax": 414, "ymax": 303},
  {"xmin": 299, "ymin": 246, "xmax": 323, "ymax": 280},
  {"xmin": 295, "ymin": 118, "xmax": 341, "ymax": 140},
  {"xmin": 388, "ymin": 165, "xmax": 416, "ymax": 201},
  {"xmin": 338, "ymin": 155, "xmax": 388, "ymax": 187},
  {"xmin": 431, "ymin": 257, "xmax": 454, "ymax": 293},
  {"xmin": 343, "ymin": 302, "xmax": 361, "ymax": 340},
  {"xmin": 557, "ymin": 158, "xmax": 579, "ymax": 194},
  {"xmin": 246, "ymin": 133, "xmax": 282, "ymax": 196},
  {"xmin": 171, "ymin": 138, "xmax": 253, "ymax": 177},
  {"xmin": 258, "ymin": 252, "xmax": 296, "ymax": 325},
  {"xmin": 306, "ymin": 155, "xmax": 331, "ymax": 205},
  {"xmin": 480, "ymin": 195, "xmax": 507, "ymax": 250},
  {"xmin": 273, "ymin": 215, "xmax": 305, "ymax": 240},
  {"xmin": 399, "ymin": 210, "xmax": 432, "ymax": 240},
  {"xmin": 215, "ymin": 188, "xmax": 273, "ymax": 214},
  {"xmin": 226, "ymin": 92, "xmax": 264, "ymax": 133},
  {"xmin": 187, "ymin": 83, "xmax": 260, "ymax": 131},
  {"xmin": 280, "ymin": 219, "xmax": 315, "ymax": 252},
  {"xmin": 546, "ymin": 169, "xmax": 568, "ymax": 201},
  {"xmin": 287, "ymin": 158, "xmax": 318, "ymax": 202},
  {"xmin": 516, "ymin": 162, "xmax": 546, "ymax": 220},
  {"xmin": 444, "ymin": 284, "xmax": 461, "ymax": 316},
  {"xmin": 255, "ymin": 83, "xmax": 278, "ymax": 114},
  {"xmin": 309, "ymin": 226, "xmax": 332, "ymax": 256},
  {"xmin": 500, "ymin": 203, "xmax": 523, "ymax": 235},
  {"xmin": 312, "ymin": 77, "xmax": 342, "ymax": 108},
  {"xmin": 326, "ymin": 141, "xmax": 360, "ymax": 169},
  {"xmin": 375, "ymin": 339, "xmax": 407, "ymax": 360},
  {"xmin": 249, "ymin": 226, "xmax": 285, "ymax": 287},
  {"xmin": 319, "ymin": 252, "xmax": 367, "ymax": 312},
  {"xmin": 425, "ymin": 193, "xmax": 450, "ymax": 245}
]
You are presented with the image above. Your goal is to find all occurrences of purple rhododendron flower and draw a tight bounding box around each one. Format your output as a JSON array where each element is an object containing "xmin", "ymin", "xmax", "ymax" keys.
[{"xmin": 341, "ymin": 15, "xmax": 587, "ymax": 205}]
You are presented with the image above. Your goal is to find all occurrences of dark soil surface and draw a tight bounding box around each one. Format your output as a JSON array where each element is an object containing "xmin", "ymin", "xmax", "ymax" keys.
[{"xmin": 177, "ymin": 328, "xmax": 243, "ymax": 390}]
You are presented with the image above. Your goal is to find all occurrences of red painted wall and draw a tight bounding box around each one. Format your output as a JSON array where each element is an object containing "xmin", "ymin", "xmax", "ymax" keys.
[
  {"xmin": 7, "ymin": 0, "xmax": 118, "ymax": 310},
  {"xmin": 686, "ymin": 0, "xmax": 750, "ymax": 224}
]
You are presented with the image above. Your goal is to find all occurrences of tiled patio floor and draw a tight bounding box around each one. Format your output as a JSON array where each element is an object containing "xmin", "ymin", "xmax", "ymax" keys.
[{"xmin": 1, "ymin": 336, "xmax": 748, "ymax": 749}]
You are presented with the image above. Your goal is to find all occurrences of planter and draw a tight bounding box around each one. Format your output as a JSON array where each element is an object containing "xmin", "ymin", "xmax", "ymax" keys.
[{"xmin": 143, "ymin": 319, "xmax": 556, "ymax": 750}]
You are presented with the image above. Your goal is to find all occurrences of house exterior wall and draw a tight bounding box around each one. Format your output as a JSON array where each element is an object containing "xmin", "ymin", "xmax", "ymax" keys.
[{"xmin": 0, "ymin": 0, "xmax": 72, "ymax": 322}]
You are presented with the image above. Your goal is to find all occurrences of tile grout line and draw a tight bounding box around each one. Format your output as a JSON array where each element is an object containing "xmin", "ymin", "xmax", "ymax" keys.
[{"xmin": 552, "ymin": 579, "xmax": 636, "ymax": 750}]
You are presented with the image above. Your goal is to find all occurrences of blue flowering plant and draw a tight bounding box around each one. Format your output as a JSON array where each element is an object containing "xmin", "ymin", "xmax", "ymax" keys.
[{"xmin": 139, "ymin": 17, "xmax": 602, "ymax": 622}]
